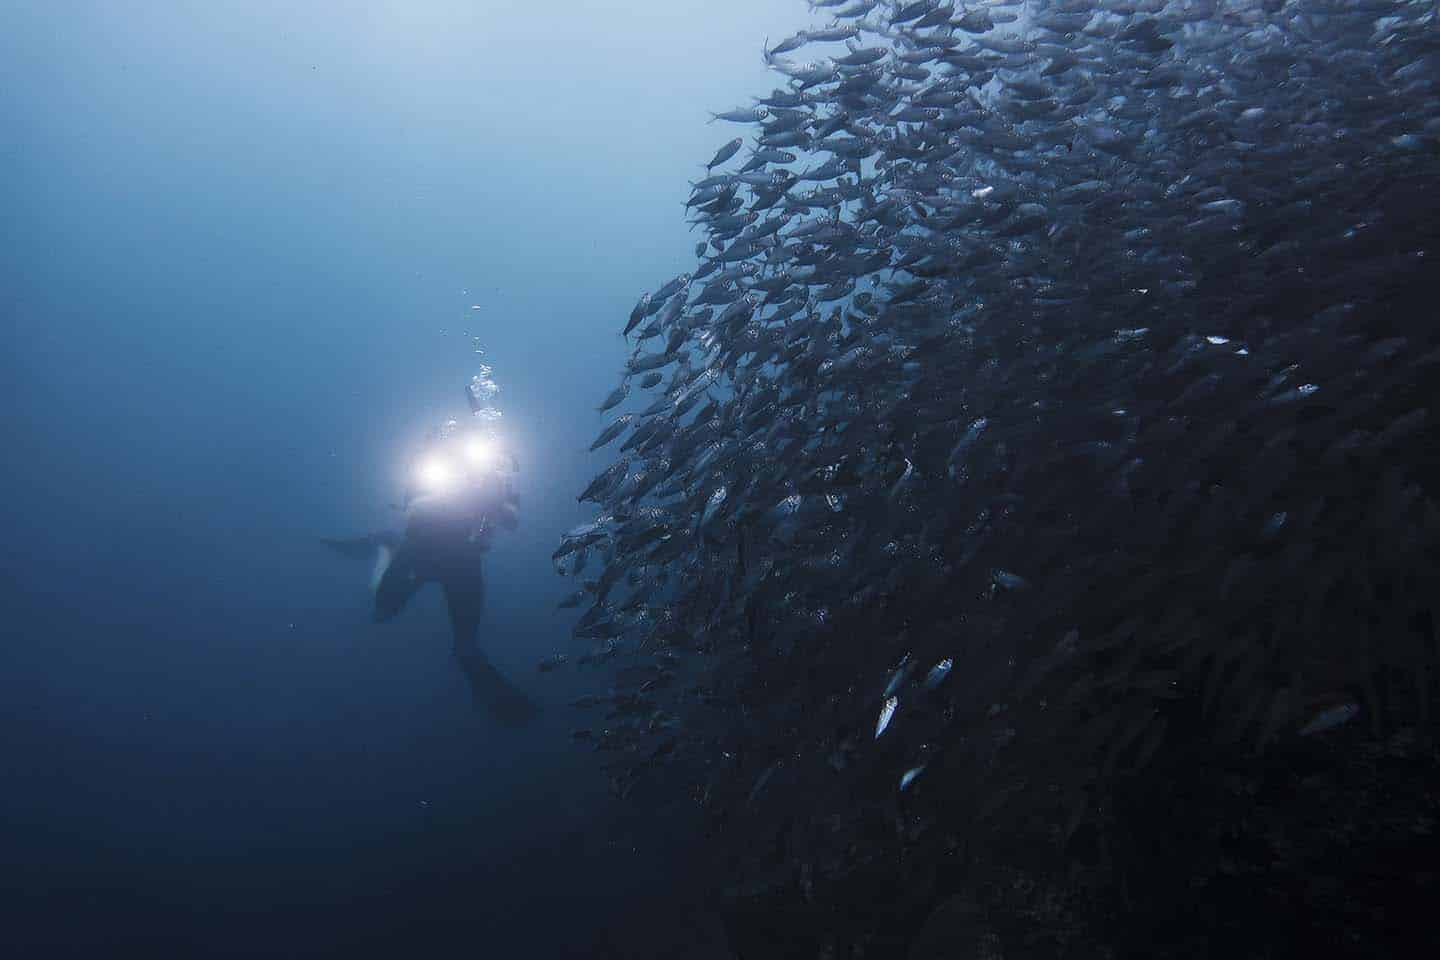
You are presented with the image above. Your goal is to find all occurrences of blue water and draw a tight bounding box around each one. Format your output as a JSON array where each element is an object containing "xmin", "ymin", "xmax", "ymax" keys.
[{"xmin": 0, "ymin": 2, "xmax": 811, "ymax": 954}]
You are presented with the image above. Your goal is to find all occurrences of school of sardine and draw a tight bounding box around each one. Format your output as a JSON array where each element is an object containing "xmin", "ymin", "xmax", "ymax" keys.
[{"xmin": 549, "ymin": 0, "xmax": 1438, "ymax": 881}]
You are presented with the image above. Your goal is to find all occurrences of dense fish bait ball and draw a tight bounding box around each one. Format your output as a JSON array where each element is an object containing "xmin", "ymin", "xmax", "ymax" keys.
[{"xmin": 554, "ymin": 0, "xmax": 1439, "ymax": 951}]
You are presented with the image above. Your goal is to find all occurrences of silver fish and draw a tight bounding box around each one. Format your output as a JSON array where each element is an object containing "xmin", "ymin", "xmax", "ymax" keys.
[
  {"xmin": 875, "ymin": 695, "xmax": 898, "ymax": 738},
  {"xmin": 706, "ymin": 137, "xmax": 744, "ymax": 170}
]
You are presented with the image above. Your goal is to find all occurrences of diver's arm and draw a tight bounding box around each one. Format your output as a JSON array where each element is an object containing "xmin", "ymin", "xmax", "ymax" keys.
[{"xmin": 467, "ymin": 475, "xmax": 518, "ymax": 533}]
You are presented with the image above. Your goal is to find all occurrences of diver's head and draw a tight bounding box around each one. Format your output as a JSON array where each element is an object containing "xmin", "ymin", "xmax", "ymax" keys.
[
  {"xmin": 457, "ymin": 435, "xmax": 504, "ymax": 473},
  {"xmin": 412, "ymin": 452, "xmax": 461, "ymax": 498},
  {"xmin": 408, "ymin": 430, "xmax": 514, "ymax": 506}
]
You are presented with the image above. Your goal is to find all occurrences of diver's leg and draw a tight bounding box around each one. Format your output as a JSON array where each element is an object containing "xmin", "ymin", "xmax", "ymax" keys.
[
  {"xmin": 441, "ymin": 570, "xmax": 485, "ymax": 659},
  {"xmin": 441, "ymin": 578, "xmax": 538, "ymax": 725},
  {"xmin": 372, "ymin": 545, "xmax": 424, "ymax": 622}
]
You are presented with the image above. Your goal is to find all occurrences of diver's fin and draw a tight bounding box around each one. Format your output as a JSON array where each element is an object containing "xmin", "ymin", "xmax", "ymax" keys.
[
  {"xmin": 370, "ymin": 543, "xmax": 394, "ymax": 593},
  {"xmin": 442, "ymin": 580, "xmax": 539, "ymax": 725},
  {"xmin": 373, "ymin": 546, "xmax": 424, "ymax": 622},
  {"xmin": 320, "ymin": 535, "xmax": 379, "ymax": 560},
  {"xmin": 457, "ymin": 650, "xmax": 540, "ymax": 726},
  {"xmin": 321, "ymin": 532, "xmax": 401, "ymax": 559},
  {"xmin": 323, "ymin": 533, "xmax": 418, "ymax": 621}
]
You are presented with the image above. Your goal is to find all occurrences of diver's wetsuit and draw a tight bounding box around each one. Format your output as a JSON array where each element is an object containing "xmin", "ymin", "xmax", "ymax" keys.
[{"xmin": 363, "ymin": 469, "xmax": 537, "ymax": 725}]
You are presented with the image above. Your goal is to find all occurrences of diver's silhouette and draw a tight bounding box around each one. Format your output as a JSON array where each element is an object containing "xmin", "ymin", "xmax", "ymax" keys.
[{"xmin": 324, "ymin": 414, "xmax": 536, "ymax": 725}]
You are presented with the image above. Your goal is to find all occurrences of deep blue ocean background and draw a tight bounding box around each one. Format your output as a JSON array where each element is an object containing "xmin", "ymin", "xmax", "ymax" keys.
[{"xmin": 1, "ymin": 2, "xmax": 812, "ymax": 954}]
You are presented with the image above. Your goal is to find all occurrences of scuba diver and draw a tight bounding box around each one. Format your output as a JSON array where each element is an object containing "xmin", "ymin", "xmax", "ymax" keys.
[{"xmin": 323, "ymin": 385, "xmax": 538, "ymax": 725}]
